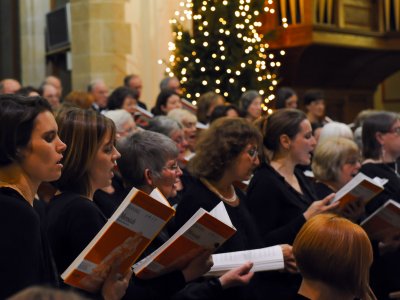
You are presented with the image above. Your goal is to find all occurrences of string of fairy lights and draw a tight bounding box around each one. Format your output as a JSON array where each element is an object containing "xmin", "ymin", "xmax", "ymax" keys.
[{"xmin": 158, "ymin": 0, "xmax": 287, "ymax": 113}]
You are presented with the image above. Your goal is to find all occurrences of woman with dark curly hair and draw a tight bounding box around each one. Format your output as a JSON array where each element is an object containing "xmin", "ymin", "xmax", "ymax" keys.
[{"xmin": 174, "ymin": 117, "xmax": 291, "ymax": 300}]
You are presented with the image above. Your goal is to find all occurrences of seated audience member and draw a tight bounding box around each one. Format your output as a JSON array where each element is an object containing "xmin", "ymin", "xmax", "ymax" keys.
[
  {"xmin": 46, "ymin": 108, "xmax": 131, "ymax": 299},
  {"xmin": 123, "ymin": 74, "xmax": 147, "ymax": 109},
  {"xmin": 293, "ymin": 213, "xmax": 375, "ymax": 300},
  {"xmin": 0, "ymin": 94, "xmax": 66, "ymax": 298},
  {"xmin": 209, "ymin": 104, "xmax": 241, "ymax": 124},
  {"xmin": 0, "ymin": 78, "xmax": 21, "ymax": 94},
  {"xmin": 16, "ymin": 86, "xmax": 40, "ymax": 97},
  {"xmin": 174, "ymin": 117, "xmax": 294, "ymax": 300},
  {"xmin": 87, "ymin": 79, "xmax": 109, "ymax": 112},
  {"xmin": 311, "ymin": 137, "xmax": 364, "ymax": 221},
  {"xmin": 359, "ymin": 111, "xmax": 400, "ymax": 299},
  {"xmin": 39, "ymin": 83, "xmax": 61, "ymax": 110},
  {"xmin": 303, "ymin": 89, "xmax": 331, "ymax": 128},
  {"xmin": 152, "ymin": 89, "xmax": 182, "ymax": 116},
  {"xmin": 238, "ymin": 90, "xmax": 262, "ymax": 123},
  {"xmin": 196, "ymin": 91, "xmax": 225, "ymax": 125},
  {"xmin": 317, "ymin": 121, "xmax": 353, "ymax": 144},
  {"xmin": 118, "ymin": 130, "xmax": 256, "ymax": 299},
  {"xmin": 107, "ymin": 86, "xmax": 138, "ymax": 116},
  {"xmin": 275, "ymin": 87, "xmax": 298, "ymax": 109},
  {"xmin": 246, "ymin": 108, "xmax": 338, "ymax": 298},
  {"xmin": 63, "ymin": 91, "xmax": 94, "ymax": 109},
  {"xmin": 159, "ymin": 76, "xmax": 182, "ymax": 95}
]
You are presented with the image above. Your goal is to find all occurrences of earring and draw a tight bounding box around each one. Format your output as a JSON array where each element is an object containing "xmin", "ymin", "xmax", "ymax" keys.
[{"xmin": 381, "ymin": 146, "xmax": 386, "ymax": 162}]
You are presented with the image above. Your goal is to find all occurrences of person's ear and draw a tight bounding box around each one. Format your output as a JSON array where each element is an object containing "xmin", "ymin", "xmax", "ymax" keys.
[
  {"xmin": 375, "ymin": 131, "xmax": 385, "ymax": 146},
  {"xmin": 144, "ymin": 169, "xmax": 154, "ymax": 186},
  {"xmin": 280, "ymin": 134, "xmax": 291, "ymax": 150}
]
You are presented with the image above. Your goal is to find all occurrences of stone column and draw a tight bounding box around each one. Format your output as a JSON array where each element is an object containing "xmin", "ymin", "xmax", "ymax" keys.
[
  {"xmin": 19, "ymin": 0, "xmax": 49, "ymax": 86},
  {"xmin": 70, "ymin": 0, "xmax": 131, "ymax": 90}
]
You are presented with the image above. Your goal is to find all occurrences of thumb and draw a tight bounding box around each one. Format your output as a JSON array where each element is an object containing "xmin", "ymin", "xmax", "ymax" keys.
[
  {"xmin": 237, "ymin": 261, "xmax": 253, "ymax": 275},
  {"xmin": 321, "ymin": 193, "xmax": 335, "ymax": 204}
]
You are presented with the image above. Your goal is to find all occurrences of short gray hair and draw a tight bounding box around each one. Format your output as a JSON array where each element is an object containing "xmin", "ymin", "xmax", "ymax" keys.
[
  {"xmin": 87, "ymin": 79, "xmax": 105, "ymax": 92},
  {"xmin": 102, "ymin": 109, "xmax": 134, "ymax": 133},
  {"xmin": 318, "ymin": 122, "xmax": 353, "ymax": 144},
  {"xmin": 117, "ymin": 130, "xmax": 178, "ymax": 188},
  {"xmin": 167, "ymin": 108, "xmax": 197, "ymax": 125},
  {"xmin": 146, "ymin": 116, "xmax": 182, "ymax": 137}
]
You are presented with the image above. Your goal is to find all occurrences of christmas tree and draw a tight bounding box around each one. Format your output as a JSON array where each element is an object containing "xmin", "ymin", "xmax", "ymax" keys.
[{"xmin": 159, "ymin": 0, "xmax": 285, "ymax": 112}]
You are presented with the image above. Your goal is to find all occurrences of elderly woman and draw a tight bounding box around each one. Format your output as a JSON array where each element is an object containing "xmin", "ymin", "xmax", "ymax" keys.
[
  {"xmin": 146, "ymin": 116, "xmax": 189, "ymax": 168},
  {"xmin": 359, "ymin": 111, "xmax": 400, "ymax": 299},
  {"xmin": 174, "ymin": 117, "xmax": 293, "ymax": 300},
  {"xmin": 293, "ymin": 213, "xmax": 374, "ymax": 300},
  {"xmin": 117, "ymin": 130, "xmax": 254, "ymax": 299},
  {"xmin": 317, "ymin": 122, "xmax": 354, "ymax": 145},
  {"xmin": 167, "ymin": 108, "xmax": 197, "ymax": 152},
  {"xmin": 238, "ymin": 90, "xmax": 262, "ymax": 122},
  {"xmin": 311, "ymin": 137, "xmax": 364, "ymax": 221},
  {"xmin": 103, "ymin": 109, "xmax": 139, "ymax": 139}
]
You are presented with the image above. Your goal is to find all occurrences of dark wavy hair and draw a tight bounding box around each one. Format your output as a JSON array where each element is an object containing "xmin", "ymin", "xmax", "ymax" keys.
[
  {"xmin": 0, "ymin": 94, "xmax": 51, "ymax": 166},
  {"xmin": 188, "ymin": 117, "xmax": 262, "ymax": 181}
]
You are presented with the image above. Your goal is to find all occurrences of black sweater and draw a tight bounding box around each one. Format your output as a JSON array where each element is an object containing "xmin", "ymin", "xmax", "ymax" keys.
[{"xmin": 0, "ymin": 187, "xmax": 57, "ymax": 298}]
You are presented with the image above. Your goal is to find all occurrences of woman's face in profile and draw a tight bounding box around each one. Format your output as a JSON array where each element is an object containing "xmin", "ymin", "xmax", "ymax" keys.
[
  {"xmin": 162, "ymin": 94, "xmax": 182, "ymax": 114},
  {"xmin": 247, "ymin": 97, "xmax": 262, "ymax": 120},
  {"xmin": 88, "ymin": 130, "xmax": 121, "ymax": 191},
  {"xmin": 288, "ymin": 119, "xmax": 317, "ymax": 165},
  {"xmin": 229, "ymin": 143, "xmax": 260, "ymax": 182},
  {"xmin": 338, "ymin": 155, "xmax": 361, "ymax": 189},
  {"xmin": 153, "ymin": 158, "xmax": 183, "ymax": 198},
  {"xmin": 19, "ymin": 111, "xmax": 66, "ymax": 184}
]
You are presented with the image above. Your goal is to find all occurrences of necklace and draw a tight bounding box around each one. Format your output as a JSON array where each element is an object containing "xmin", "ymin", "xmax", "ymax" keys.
[{"xmin": 200, "ymin": 178, "xmax": 239, "ymax": 205}]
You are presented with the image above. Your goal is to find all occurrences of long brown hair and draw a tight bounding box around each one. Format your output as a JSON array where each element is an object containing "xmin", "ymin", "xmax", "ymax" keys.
[{"xmin": 52, "ymin": 108, "xmax": 116, "ymax": 196}]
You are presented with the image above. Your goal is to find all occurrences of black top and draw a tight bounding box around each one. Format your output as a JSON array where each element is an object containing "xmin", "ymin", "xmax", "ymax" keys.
[
  {"xmin": 93, "ymin": 175, "xmax": 126, "ymax": 218},
  {"xmin": 360, "ymin": 162, "xmax": 400, "ymax": 214},
  {"xmin": 47, "ymin": 191, "xmax": 187, "ymax": 300},
  {"xmin": 0, "ymin": 187, "xmax": 57, "ymax": 298},
  {"xmin": 174, "ymin": 178, "xmax": 263, "ymax": 300},
  {"xmin": 313, "ymin": 181, "xmax": 335, "ymax": 199},
  {"xmin": 359, "ymin": 163, "xmax": 400, "ymax": 299},
  {"xmin": 46, "ymin": 192, "xmax": 107, "ymax": 277},
  {"xmin": 246, "ymin": 162, "xmax": 316, "ymax": 246},
  {"xmin": 175, "ymin": 178, "xmax": 263, "ymax": 253}
]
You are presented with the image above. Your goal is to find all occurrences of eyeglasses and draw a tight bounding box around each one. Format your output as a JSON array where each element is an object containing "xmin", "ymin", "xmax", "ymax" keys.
[
  {"xmin": 344, "ymin": 157, "xmax": 361, "ymax": 165},
  {"xmin": 389, "ymin": 127, "xmax": 400, "ymax": 136},
  {"xmin": 163, "ymin": 162, "xmax": 180, "ymax": 172},
  {"xmin": 247, "ymin": 147, "xmax": 258, "ymax": 159}
]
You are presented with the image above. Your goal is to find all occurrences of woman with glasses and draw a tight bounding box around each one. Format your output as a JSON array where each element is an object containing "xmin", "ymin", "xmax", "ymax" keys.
[
  {"xmin": 117, "ymin": 130, "xmax": 255, "ymax": 299},
  {"xmin": 359, "ymin": 111, "xmax": 400, "ymax": 300},
  {"xmin": 311, "ymin": 137, "xmax": 364, "ymax": 222},
  {"xmin": 246, "ymin": 108, "xmax": 338, "ymax": 298},
  {"xmin": 174, "ymin": 117, "xmax": 283, "ymax": 299}
]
